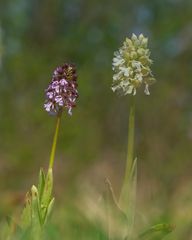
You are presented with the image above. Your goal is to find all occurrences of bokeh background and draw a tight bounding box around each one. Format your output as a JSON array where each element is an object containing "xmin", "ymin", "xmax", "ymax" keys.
[{"xmin": 1, "ymin": 0, "xmax": 192, "ymax": 238}]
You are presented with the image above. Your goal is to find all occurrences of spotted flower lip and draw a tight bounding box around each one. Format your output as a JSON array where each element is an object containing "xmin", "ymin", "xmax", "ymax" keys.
[
  {"xmin": 112, "ymin": 34, "xmax": 155, "ymax": 96},
  {"xmin": 44, "ymin": 63, "xmax": 78, "ymax": 116}
]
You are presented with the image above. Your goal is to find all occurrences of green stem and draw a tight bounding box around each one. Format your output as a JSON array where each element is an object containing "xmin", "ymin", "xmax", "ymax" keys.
[
  {"xmin": 118, "ymin": 96, "xmax": 136, "ymax": 239},
  {"xmin": 48, "ymin": 113, "xmax": 62, "ymax": 169},
  {"xmin": 119, "ymin": 96, "xmax": 135, "ymax": 201},
  {"xmin": 125, "ymin": 95, "xmax": 135, "ymax": 182}
]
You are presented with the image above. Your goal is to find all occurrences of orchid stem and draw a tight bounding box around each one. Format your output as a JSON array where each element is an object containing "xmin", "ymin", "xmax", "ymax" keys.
[
  {"xmin": 48, "ymin": 113, "xmax": 62, "ymax": 169},
  {"xmin": 125, "ymin": 95, "xmax": 135, "ymax": 182},
  {"xmin": 118, "ymin": 96, "xmax": 136, "ymax": 237},
  {"xmin": 119, "ymin": 96, "xmax": 135, "ymax": 201}
]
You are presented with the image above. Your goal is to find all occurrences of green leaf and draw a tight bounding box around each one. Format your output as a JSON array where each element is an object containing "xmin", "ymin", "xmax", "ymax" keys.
[
  {"xmin": 31, "ymin": 186, "xmax": 40, "ymax": 226},
  {"xmin": 41, "ymin": 169, "xmax": 53, "ymax": 206},
  {"xmin": 104, "ymin": 178, "xmax": 127, "ymax": 240},
  {"xmin": 31, "ymin": 185, "xmax": 42, "ymax": 236},
  {"xmin": 20, "ymin": 191, "xmax": 32, "ymax": 229},
  {"xmin": 138, "ymin": 223, "xmax": 174, "ymax": 240},
  {"xmin": 118, "ymin": 157, "xmax": 137, "ymax": 238},
  {"xmin": 20, "ymin": 185, "xmax": 42, "ymax": 236},
  {"xmin": 38, "ymin": 168, "xmax": 46, "ymax": 203},
  {"xmin": 43, "ymin": 197, "xmax": 55, "ymax": 225},
  {"xmin": 41, "ymin": 168, "xmax": 53, "ymax": 223},
  {"xmin": 20, "ymin": 168, "xmax": 54, "ymax": 232}
]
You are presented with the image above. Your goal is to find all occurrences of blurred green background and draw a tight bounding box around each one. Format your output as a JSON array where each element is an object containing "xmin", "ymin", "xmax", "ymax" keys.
[{"xmin": 0, "ymin": 0, "xmax": 192, "ymax": 238}]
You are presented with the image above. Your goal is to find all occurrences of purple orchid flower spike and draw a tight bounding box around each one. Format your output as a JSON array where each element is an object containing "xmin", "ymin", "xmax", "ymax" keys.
[{"xmin": 44, "ymin": 63, "xmax": 78, "ymax": 116}]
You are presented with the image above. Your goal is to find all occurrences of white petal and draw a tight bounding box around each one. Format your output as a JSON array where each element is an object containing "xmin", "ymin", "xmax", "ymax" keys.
[
  {"xmin": 68, "ymin": 108, "xmax": 72, "ymax": 115},
  {"xmin": 133, "ymin": 88, "xmax": 137, "ymax": 95},
  {"xmin": 132, "ymin": 33, "xmax": 137, "ymax": 41},
  {"xmin": 144, "ymin": 84, "xmax": 150, "ymax": 95},
  {"xmin": 112, "ymin": 58, "xmax": 125, "ymax": 66},
  {"xmin": 119, "ymin": 67, "xmax": 129, "ymax": 77},
  {"xmin": 126, "ymin": 85, "xmax": 134, "ymax": 94}
]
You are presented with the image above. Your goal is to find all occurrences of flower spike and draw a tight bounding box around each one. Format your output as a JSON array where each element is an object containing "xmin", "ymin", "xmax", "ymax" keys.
[
  {"xmin": 112, "ymin": 34, "xmax": 155, "ymax": 96},
  {"xmin": 44, "ymin": 63, "xmax": 78, "ymax": 116}
]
